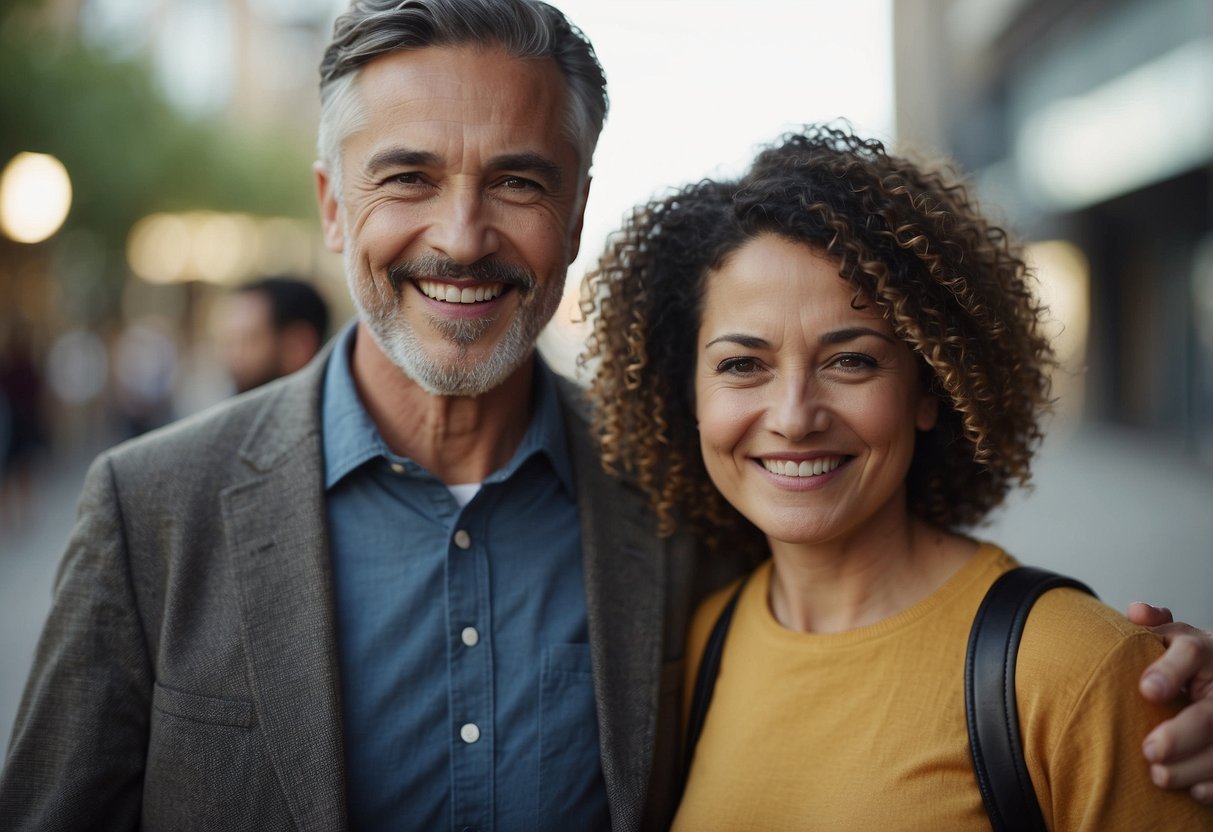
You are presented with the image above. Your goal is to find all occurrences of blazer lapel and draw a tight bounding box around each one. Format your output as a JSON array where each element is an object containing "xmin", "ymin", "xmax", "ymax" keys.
[
  {"xmin": 561, "ymin": 383, "xmax": 667, "ymax": 832},
  {"xmin": 222, "ymin": 357, "xmax": 349, "ymax": 831}
]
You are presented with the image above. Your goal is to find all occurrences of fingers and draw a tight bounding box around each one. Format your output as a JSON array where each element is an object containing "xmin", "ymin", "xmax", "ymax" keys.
[
  {"xmin": 1139, "ymin": 628, "xmax": 1213, "ymax": 703},
  {"xmin": 1144, "ymin": 698, "xmax": 1213, "ymax": 803},
  {"xmin": 1144, "ymin": 698, "xmax": 1213, "ymax": 764},
  {"xmin": 1148, "ymin": 742, "xmax": 1213, "ymax": 805},
  {"xmin": 1129, "ymin": 607, "xmax": 1213, "ymax": 806},
  {"xmin": 1152, "ymin": 761, "xmax": 1213, "ymax": 806},
  {"xmin": 1127, "ymin": 601, "xmax": 1174, "ymax": 627}
]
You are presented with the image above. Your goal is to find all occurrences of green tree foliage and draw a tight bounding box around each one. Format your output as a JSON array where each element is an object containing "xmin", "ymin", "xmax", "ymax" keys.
[{"xmin": 0, "ymin": 0, "xmax": 317, "ymax": 321}]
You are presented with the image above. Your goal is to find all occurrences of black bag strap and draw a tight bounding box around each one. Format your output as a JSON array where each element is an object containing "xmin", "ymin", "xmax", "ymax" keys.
[
  {"xmin": 683, "ymin": 576, "xmax": 748, "ymax": 779},
  {"xmin": 965, "ymin": 566, "xmax": 1095, "ymax": 832}
]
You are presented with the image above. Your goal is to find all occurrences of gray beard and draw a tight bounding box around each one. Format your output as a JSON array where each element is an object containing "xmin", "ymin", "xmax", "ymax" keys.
[
  {"xmin": 348, "ymin": 253, "xmax": 561, "ymax": 396},
  {"xmin": 369, "ymin": 305, "xmax": 539, "ymax": 396}
]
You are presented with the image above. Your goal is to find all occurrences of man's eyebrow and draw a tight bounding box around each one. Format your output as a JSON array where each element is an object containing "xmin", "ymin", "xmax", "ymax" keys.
[
  {"xmin": 363, "ymin": 149, "xmax": 565, "ymax": 189},
  {"xmin": 488, "ymin": 152, "xmax": 564, "ymax": 189},
  {"xmin": 365, "ymin": 148, "xmax": 442, "ymax": 175},
  {"xmin": 819, "ymin": 326, "xmax": 895, "ymax": 345}
]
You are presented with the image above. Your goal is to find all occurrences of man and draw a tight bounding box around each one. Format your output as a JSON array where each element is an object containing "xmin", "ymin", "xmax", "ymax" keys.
[
  {"xmin": 214, "ymin": 276, "xmax": 331, "ymax": 394},
  {"xmin": 1, "ymin": 1, "xmax": 1211, "ymax": 830}
]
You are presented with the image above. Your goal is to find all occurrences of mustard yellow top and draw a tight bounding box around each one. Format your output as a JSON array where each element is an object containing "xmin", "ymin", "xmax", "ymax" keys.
[{"xmin": 674, "ymin": 543, "xmax": 1213, "ymax": 831}]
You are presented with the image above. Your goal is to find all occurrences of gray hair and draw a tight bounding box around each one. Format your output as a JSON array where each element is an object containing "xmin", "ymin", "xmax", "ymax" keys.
[{"xmin": 317, "ymin": 0, "xmax": 608, "ymax": 191}]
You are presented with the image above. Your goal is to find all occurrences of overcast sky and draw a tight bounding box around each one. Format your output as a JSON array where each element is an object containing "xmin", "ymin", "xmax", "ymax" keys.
[
  {"xmin": 549, "ymin": 0, "xmax": 893, "ymax": 280},
  {"xmin": 534, "ymin": 1, "xmax": 893, "ymax": 369}
]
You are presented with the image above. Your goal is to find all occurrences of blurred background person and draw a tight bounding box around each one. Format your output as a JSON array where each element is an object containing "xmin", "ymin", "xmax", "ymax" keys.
[
  {"xmin": 212, "ymin": 276, "xmax": 330, "ymax": 394},
  {"xmin": 0, "ymin": 321, "xmax": 46, "ymax": 533}
]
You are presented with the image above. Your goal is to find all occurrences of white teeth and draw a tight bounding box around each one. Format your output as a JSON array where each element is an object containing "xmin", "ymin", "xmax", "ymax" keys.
[
  {"xmin": 761, "ymin": 456, "xmax": 844, "ymax": 478},
  {"xmin": 416, "ymin": 279, "xmax": 505, "ymax": 304}
]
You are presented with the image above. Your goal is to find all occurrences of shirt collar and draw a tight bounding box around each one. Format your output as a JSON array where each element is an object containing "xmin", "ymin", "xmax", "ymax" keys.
[
  {"xmin": 321, "ymin": 321, "xmax": 575, "ymax": 496},
  {"xmin": 322, "ymin": 322, "xmax": 388, "ymax": 489},
  {"xmin": 505, "ymin": 347, "xmax": 575, "ymax": 496}
]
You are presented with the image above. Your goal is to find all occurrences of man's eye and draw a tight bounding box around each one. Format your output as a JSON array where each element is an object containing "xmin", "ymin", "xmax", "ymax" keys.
[
  {"xmin": 387, "ymin": 172, "xmax": 425, "ymax": 186},
  {"xmin": 500, "ymin": 176, "xmax": 540, "ymax": 191}
]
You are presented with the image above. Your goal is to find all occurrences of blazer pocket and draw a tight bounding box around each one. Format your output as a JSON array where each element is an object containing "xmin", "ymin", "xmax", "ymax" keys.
[
  {"xmin": 145, "ymin": 684, "xmax": 288, "ymax": 830},
  {"xmin": 152, "ymin": 682, "xmax": 254, "ymax": 730}
]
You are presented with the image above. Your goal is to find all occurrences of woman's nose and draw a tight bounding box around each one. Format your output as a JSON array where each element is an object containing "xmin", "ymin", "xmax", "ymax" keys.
[{"xmin": 767, "ymin": 375, "xmax": 830, "ymax": 441}]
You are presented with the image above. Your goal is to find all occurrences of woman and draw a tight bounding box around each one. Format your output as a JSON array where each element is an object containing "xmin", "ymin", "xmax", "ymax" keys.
[{"xmin": 581, "ymin": 124, "xmax": 1213, "ymax": 829}]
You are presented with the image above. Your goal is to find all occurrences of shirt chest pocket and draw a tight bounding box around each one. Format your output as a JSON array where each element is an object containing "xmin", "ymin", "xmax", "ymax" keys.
[{"xmin": 537, "ymin": 644, "xmax": 609, "ymax": 830}]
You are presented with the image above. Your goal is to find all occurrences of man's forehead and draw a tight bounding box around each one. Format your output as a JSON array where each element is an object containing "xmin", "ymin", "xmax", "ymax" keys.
[
  {"xmin": 356, "ymin": 44, "xmax": 567, "ymax": 109},
  {"xmin": 346, "ymin": 45, "xmax": 577, "ymax": 168}
]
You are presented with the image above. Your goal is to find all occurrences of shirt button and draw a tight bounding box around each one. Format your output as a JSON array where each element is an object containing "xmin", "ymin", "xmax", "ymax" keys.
[
  {"xmin": 461, "ymin": 627, "xmax": 479, "ymax": 647},
  {"xmin": 459, "ymin": 722, "xmax": 480, "ymax": 744},
  {"xmin": 389, "ymin": 462, "xmax": 405, "ymax": 474},
  {"xmin": 453, "ymin": 529, "xmax": 472, "ymax": 550}
]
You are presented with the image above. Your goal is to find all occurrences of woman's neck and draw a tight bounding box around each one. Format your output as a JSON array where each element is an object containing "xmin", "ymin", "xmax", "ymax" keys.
[{"xmin": 766, "ymin": 517, "xmax": 977, "ymax": 634}]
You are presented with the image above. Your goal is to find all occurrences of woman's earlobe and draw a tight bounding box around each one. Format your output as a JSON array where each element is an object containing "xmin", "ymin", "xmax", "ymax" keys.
[{"xmin": 916, "ymin": 394, "xmax": 940, "ymax": 432}]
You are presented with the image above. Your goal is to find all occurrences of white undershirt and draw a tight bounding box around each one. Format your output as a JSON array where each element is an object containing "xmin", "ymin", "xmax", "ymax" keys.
[{"xmin": 447, "ymin": 483, "xmax": 481, "ymax": 508}]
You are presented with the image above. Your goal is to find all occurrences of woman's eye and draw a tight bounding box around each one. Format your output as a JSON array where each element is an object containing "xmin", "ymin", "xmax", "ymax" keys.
[
  {"xmin": 718, "ymin": 357, "xmax": 760, "ymax": 374},
  {"xmin": 832, "ymin": 353, "xmax": 877, "ymax": 370}
]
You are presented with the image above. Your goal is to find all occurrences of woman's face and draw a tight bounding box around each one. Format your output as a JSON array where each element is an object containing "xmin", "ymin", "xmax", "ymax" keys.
[{"xmin": 694, "ymin": 234, "xmax": 938, "ymax": 548}]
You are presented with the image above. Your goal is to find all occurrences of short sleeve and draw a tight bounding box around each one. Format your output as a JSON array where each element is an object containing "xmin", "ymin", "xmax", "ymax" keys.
[{"xmin": 1016, "ymin": 589, "xmax": 1213, "ymax": 831}]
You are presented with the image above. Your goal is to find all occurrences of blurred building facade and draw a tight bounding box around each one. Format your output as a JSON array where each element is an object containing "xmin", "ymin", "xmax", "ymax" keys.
[
  {"xmin": 894, "ymin": 0, "xmax": 1213, "ymax": 464},
  {"xmin": 48, "ymin": 0, "xmax": 335, "ymax": 128}
]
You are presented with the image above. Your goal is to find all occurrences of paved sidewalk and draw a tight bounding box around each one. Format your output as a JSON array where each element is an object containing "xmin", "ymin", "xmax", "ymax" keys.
[{"xmin": 985, "ymin": 424, "xmax": 1213, "ymax": 631}]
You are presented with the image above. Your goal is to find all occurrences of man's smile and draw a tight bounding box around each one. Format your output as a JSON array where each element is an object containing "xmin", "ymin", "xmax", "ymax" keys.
[{"xmin": 415, "ymin": 278, "xmax": 508, "ymax": 304}]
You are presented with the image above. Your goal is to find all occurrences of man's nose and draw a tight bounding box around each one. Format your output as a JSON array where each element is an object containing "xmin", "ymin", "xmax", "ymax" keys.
[{"xmin": 426, "ymin": 184, "xmax": 500, "ymax": 265}]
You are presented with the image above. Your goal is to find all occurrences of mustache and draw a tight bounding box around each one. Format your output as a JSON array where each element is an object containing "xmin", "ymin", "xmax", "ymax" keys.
[{"xmin": 387, "ymin": 256, "xmax": 535, "ymax": 295}]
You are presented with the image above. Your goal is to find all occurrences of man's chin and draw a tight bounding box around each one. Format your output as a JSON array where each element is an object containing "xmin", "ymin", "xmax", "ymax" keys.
[
  {"xmin": 429, "ymin": 315, "xmax": 497, "ymax": 348},
  {"xmin": 360, "ymin": 309, "xmax": 539, "ymax": 396},
  {"xmin": 388, "ymin": 344, "xmax": 523, "ymax": 397}
]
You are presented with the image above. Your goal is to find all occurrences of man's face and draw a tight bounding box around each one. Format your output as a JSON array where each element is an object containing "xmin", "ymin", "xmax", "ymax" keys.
[
  {"xmin": 214, "ymin": 290, "xmax": 282, "ymax": 394},
  {"xmin": 315, "ymin": 45, "xmax": 589, "ymax": 396}
]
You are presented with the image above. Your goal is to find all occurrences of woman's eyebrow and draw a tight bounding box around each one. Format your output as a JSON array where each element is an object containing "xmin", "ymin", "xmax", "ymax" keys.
[{"xmin": 819, "ymin": 326, "xmax": 895, "ymax": 346}]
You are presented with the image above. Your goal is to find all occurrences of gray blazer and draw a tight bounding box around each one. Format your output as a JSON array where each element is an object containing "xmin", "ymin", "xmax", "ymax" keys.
[{"xmin": 0, "ymin": 348, "xmax": 741, "ymax": 831}]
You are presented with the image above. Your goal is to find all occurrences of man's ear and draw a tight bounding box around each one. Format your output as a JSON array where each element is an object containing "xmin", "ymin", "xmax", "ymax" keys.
[
  {"xmin": 566, "ymin": 176, "xmax": 592, "ymax": 264},
  {"xmin": 314, "ymin": 161, "xmax": 344, "ymax": 253}
]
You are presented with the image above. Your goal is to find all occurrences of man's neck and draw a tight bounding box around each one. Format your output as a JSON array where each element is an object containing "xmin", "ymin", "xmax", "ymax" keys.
[{"xmin": 350, "ymin": 323, "xmax": 535, "ymax": 484}]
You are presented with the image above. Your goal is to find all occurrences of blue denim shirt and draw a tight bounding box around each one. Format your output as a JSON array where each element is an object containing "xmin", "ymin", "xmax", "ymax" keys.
[{"xmin": 322, "ymin": 324, "xmax": 608, "ymax": 831}]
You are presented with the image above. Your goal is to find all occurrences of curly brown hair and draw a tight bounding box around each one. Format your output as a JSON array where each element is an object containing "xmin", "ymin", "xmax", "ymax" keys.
[{"xmin": 580, "ymin": 124, "xmax": 1055, "ymax": 552}]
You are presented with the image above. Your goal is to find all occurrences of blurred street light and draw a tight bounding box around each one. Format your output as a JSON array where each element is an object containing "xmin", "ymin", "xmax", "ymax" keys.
[
  {"xmin": 127, "ymin": 210, "xmax": 329, "ymax": 286},
  {"xmin": 0, "ymin": 153, "xmax": 74, "ymax": 244}
]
